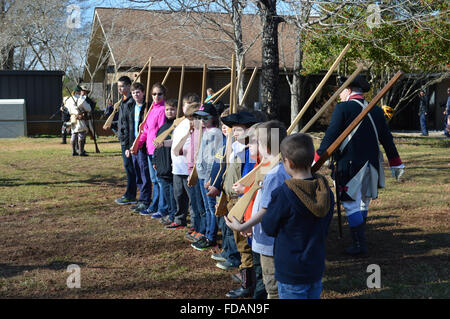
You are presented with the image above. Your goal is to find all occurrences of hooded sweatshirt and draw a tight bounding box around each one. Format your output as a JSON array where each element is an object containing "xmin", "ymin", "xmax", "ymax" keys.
[{"xmin": 261, "ymin": 173, "xmax": 334, "ymax": 285}]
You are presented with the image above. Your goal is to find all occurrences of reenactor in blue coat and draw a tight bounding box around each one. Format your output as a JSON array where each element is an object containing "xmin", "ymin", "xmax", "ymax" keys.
[{"xmin": 315, "ymin": 75, "xmax": 405, "ymax": 256}]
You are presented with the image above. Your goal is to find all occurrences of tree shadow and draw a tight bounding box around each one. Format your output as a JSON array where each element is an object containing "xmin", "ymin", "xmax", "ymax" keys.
[{"xmin": 0, "ymin": 261, "xmax": 86, "ymax": 279}]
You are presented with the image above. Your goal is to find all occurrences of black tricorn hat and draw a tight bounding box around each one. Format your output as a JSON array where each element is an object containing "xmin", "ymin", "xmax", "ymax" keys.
[
  {"xmin": 338, "ymin": 75, "xmax": 371, "ymax": 93},
  {"xmin": 221, "ymin": 111, "xmax": 260, "ymax": 128},
  {"xmin": 194, "ymin": 102, "xmax": 218, "ymax": 118}
]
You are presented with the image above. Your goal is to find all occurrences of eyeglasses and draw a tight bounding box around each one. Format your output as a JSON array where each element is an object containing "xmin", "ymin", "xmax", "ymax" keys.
[{"xmin": 152, "ymin": 92, "xmax": 163, "ymax": 96}]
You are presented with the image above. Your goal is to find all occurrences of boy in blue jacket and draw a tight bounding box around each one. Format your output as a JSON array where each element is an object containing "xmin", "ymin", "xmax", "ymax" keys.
[{"xmin": 261, "ymin": 133, "xmax": 334, "ymax": 299}]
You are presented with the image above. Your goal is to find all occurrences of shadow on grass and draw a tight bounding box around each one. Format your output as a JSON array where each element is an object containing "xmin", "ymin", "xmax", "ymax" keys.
[
  {"xmin": 0, "ymin": 261, "xmax": 86, "ymax": 279},
  {"xmin": 0, "ymin": 175, "xmax": 123, "ymax": 188},
  {"xmin": 323, "ymin": 214, "xmax": 450, "ymax": 298}
]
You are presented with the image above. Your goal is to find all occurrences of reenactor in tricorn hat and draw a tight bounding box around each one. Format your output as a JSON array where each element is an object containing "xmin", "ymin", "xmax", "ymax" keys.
[
  {"xmin": 64, "ymin": 85, "xmax": 92, "ymax": 156},
  {"xmin": 315, "ymin": 75, "xmax": 405, "ymax": 256}
]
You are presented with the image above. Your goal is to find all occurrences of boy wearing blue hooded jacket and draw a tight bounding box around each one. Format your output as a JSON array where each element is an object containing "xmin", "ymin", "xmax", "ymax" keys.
[{"xmin": 261, "ymin": 133, "xmax": 334, "ymax": 299}]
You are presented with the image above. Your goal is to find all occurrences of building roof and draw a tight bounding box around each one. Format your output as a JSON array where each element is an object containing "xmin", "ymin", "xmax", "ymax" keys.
[{"xmin": 84, "ymin": 7, "xmax": 297, "ymax": 81}]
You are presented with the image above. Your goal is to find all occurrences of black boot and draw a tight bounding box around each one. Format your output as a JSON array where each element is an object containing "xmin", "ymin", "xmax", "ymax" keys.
[
  {"xmin": 226, "ymin": 268, "xmax": 253, "ymax": 298},
  {"xmin": 71, "ymin": 139, "xmax": 78, "ymax": 156},
  {"xmin": 78, "ymin": 138, "xmax": 88, "ymax": 156},
  {"xmin": 345, "ymin": 223, "xmax": 368, "ymax": 256}
]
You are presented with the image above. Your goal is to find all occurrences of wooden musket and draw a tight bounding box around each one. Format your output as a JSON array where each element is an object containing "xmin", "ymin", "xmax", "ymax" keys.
[
  {"xmin": 312, "ymin": 70, "xmax": 403, "ymax": 172},
  {"xmin": 130, "ymin": 66, "xmax": 172, "ymax": 155},
  {"xmin": 103, "ymin": 58, "xmax": 151, "ymax": 130}
]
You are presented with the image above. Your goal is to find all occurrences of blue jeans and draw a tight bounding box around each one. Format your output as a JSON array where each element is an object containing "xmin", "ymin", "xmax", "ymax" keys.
[
  {"xmin": 147, "ymin": 155, "xmax": 163, "ymax": 212},
  {"xmin": 199, "ymin": 178, "xmax": 218, "ymax": 242},
  {"xmin": 159, "ymin": 177, "xmax": 176, "ymax": 219},
  {"xmin": 217, "ymin": 215, "xmax": 241, "ymax": 267},
  {"xmin": 186, "ymin": 182, "xmax": 206, "ymax": 234},
  {"xmin": 420, "ymin": 113, "xmax": 428, "ymax": 135},
  {"xmin": 121, "ymin": 144, "xmax": 137, "ymax": 200},
  {"xmin": 131, "ymin": 149, "xmax": 151, "ymax": 204},
  {"xmin": 278, "ymin": 280, "xmax": 322, "ymax": 299}
]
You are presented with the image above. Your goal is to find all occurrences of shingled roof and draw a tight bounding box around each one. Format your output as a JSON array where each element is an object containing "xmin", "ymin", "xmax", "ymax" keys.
[{"xmin": 84, "ymin": 7, "xmax": 297, "ymax": 81}]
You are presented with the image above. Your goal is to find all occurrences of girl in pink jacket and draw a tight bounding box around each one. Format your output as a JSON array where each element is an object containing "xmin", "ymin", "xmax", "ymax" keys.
[{"xmin": 137, "ymin": 83, "xmax": 167, "ymax": 217}]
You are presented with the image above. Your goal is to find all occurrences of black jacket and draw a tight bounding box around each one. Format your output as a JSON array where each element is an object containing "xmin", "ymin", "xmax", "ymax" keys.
[
  {"xmin": 153, "ymin": 118, "xmax": 174, "ymax": 180},
  {"xmin": 123, "ymin": 101, "xmax": 148, "ymax": 151},
  {"xmin": 117, "ymin": 94, "xmax": 135, "ymax": 146}
]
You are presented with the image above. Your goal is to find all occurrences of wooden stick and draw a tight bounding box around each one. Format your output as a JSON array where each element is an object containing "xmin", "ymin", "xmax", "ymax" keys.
[
  {"xmin": 205, "ymin": 83, "xmax": 231, "ymax": 104},
  {"xmin": 103, "ymin": 59, "xmax": 151, "ymax": 130},
  {"xmin": 230, "ymin": 54, "xmax": 237, "ymax": 113},
  {"xmin": 288, "ymin": 43, "xmax": 351, "ymax": 134},
  {"xmin": 212, "ymin": 84, "xmax": 231, "ymax": 104},
  {"xmin": 238, "ymin": 53, "xmax": 357, "ymax": 188},
  {"xmin": 235, "ymin": 63, "xmax": 245, "ymax": 106},
  {"xmin": 241, "ymin": 67, "xmax": 258, "ymax": 106},
  {"xmin": 187, "ymin": 122, "xmax": 204, "ymax": 187},
  {"xmin": 201, "ymin": 64, "xmax": 207, "ymax": 103},
  {"xmin": 145, "ymin": 57, "xmax": 153, "ymax": 104},
  {"xmin": 177, "ymin": 65, "xmax": 185, "ymax": 118},
  {"xmin": 215, "ymin": 54, "xmax": 236, "ymax": 217},
  {"xmin": 161, "ymin": 67, "xmax": 172, "ymax": 86},
  {"xmin": 312, "ymin": 70, "xmax": 403, "ymax": 172},
  {"xmin": 300, "ymin": 63, "xmax": 364, "ymax": 133}
]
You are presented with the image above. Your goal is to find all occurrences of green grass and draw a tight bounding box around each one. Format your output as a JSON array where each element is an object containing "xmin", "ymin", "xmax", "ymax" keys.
[{"xmin": 0, "ymin": 134, "xmax": 449, "ymax": 298}]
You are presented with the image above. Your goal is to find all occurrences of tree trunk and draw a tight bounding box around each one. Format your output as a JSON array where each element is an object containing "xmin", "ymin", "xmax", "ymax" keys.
[
  {"xmin": 259, "ymin": 0, "xmax": 282, "ymax": 119},
  {"xmin": 232, "ymin": 0, "xmax": 245, "ymax": 106},
  {"xmin": 290, "ymin": 32, "xmax": 303, "ymax": 131}
]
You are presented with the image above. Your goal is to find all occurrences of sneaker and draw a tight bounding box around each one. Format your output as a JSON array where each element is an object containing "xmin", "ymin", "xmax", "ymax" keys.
[
  {"xmin": 139, "ymin": 209, "xmax": 152, "ymax": 216},
  {"xmin": 131, "ymin": 203, "xmax": 149, "ymax": 212},
  {"xmin": 160, "ymin": 216, "xmax": 172, "ymax": 225},
  {"xmin": 115, "ymin": 196, "xmax": 137, "ymax": 205},
  {"xmin": 211, "ymin": 253, "xmax": 227, "ymax": 262},
  {"xmin": 165, "ymin": 222, "xmax": 185, "ymax": 230},
  {"xmin": 192, "ymin": 238, "xmax": 216, "ymax": 251},
  {"xmin": 216, "ymin": 260, "xmax": 238, "ymax": 271},
  {"xmin": 151, "ymin": 212, "xmax": 163, "ymax": 219},
  {"xmin": 193, "ymin": 232, "xmax": 204, "ymax": 242},
  {"xmin": 185, "ymin": 231, "xmax": 198, "ymax": 242}
]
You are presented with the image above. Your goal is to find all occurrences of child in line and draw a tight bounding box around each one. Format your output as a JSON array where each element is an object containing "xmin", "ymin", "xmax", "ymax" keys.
[
  {"xmin": 226, "ymin": 120, "xmax": 289, "ymax": 299},
  {"xmin": 261, "ymin": 133, "xmax": 335, "ymax": 299},
  {"xmin": 166, "ymin": 94, "xmax": 201, "ymax": 230},
  {"xmin": 125, "ymin": 82, "xmax": 152, "ymax": 212},
  {"xmin": 191, "ymin": 103, "xmax": 224, "ymax": 250},
  {"xmin": 135, "ymin": 83, "xmax": 167, "ymax": 215},
  {"xmin": 219, "ymin": 111, "xmax": 260, "ymax": 298},
  {"xmin": 207, "ymin": 108, "xmax": 242, "ymax": 271},
  {"xmin": 152, "ymin": 99, "xmax": 178, "ymax": 223}
]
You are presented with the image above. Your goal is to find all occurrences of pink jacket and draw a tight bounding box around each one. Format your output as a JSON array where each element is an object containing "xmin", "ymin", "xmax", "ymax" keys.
[{"xmin": 138, "ymin": 101, "xmax": 166, "ymax": 155}]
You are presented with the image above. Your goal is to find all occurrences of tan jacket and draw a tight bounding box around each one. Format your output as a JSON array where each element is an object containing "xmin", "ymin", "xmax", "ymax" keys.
[{"xmin": 64, "ymin": 95, "xmax": 91, "ymax": 133}]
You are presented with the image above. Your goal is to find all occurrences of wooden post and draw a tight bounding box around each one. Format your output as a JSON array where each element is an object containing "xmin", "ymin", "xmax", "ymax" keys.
[
  {"xmin": 201, "ymin": 64, "xmax": 207, "ymax": 103},
  {"xmin": 145, "ymin": 57, "xmax": 153, "ymax": 104},
  {"xmin": 161, "ymin": 67, "xmax": 172, "ymax": 86},
  {"xmin": 177, "ymin": 65, "xmax": 185, "ymax": 118},
  {"xmin": 241, "ymin": 67, "xmax": 258, "ymax": 107}
]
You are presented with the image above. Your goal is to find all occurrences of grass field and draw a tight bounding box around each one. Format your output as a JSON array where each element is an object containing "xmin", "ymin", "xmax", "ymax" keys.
[{"xmin": 0, "ymin": 134, "xmax": 449, "ymax": 299}]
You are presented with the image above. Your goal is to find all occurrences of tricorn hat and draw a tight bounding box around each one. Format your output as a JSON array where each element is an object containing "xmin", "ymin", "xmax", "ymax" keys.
[
  {"xmin": 80, "ymin": 84, "xmax": 91, "ymax": 92},
  {"xmin": 194, "ymin": 102, "xmax": 217, "ymax": 118},
  {"xmin": 338, "ymin": 75, "xmax": 371, "ymax": 93},
  {"xmin": 220, "ymin": 111, "xmax": 260, "ymax": 128}
]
